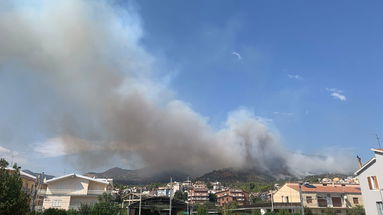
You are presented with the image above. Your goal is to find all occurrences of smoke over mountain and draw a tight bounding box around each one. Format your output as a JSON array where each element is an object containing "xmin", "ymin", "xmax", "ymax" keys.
[{"xmin": 0, "ymin": 0, "xmax": 356, "ymax": 176}]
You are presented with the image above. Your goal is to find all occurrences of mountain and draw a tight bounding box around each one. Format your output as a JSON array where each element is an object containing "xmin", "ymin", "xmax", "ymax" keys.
[
  {"xmin": 197, "ymin": 168, "xmax": 280, "ymax": 183},
  {"xmin": 86, "ymin": 167, "xmax": 189, "ymax": 185},
  {"xmin": 22, "ymin": 170, "xmax": 55, "ymax": 180}
]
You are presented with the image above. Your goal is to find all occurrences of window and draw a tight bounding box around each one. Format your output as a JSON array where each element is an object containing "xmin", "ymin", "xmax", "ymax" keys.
[
  {"xmin": 306, "ymin": 196, "xmax": 313, "ymax": 204},
  {"xmin": 286, "ymin": 196, "xmax": 289, "ymax": 203},
  {"xmin": 318, "ymin": 197, "xmax": 327, "ymax": 207},
  {"xmin": 332, "ymin": 197, "xmax": 342, "ymax": 207},
  {"xmin": 368, "ymin": 176, "xmax": 380, "ymax": 190},
  {"xmin": 377, "ymin": 202, "xmax": 383, "ymax": 215},
  {"xmin": 52, "ymin": 200, "xmax": 61, "ymax": 207},
  {"xmin": 353, "ymin": 198, "xmax": 359, "ymax": 205}
]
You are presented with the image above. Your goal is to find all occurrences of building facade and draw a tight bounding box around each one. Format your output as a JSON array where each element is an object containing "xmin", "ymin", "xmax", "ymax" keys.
[
  {"xmin": 355, "ymin": 148, "xmax": 383, "ymax": 215},
  {"xmin": 188, "ymin": 181, "xmax": 209, "ymax": 204},
  {"xmin": 41, "ymin": 173, "xmax": 113, "ymax": 210},
  {"xmin": 215, "ymin": 189, "xmax": 249, "ymax": 206},
  {"xmin": 273, "ymin": 183, "xmax": 363, "ymax": 215}
]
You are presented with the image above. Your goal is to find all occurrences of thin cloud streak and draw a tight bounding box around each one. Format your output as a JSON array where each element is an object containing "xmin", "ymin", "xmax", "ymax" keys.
[
  {"xmin": 287, "ymin": 74, "xmax": 303, "ymax": 80},
  {"xmin": 232, "ymin": 51, "xmax": 242, "ymax": 60},
  {"xmin": 326, "ymin": 88, "xmax": 347, "ymax": 101}
]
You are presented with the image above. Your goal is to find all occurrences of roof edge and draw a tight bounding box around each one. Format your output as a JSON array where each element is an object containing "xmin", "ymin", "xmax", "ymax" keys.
[
  {"xmin": 354, "ymin": 157, "xmax": 376, "ymax": 176},
  {"xmin": 46, "ymin": 173, "xmax": 109, "ymax": 184}
]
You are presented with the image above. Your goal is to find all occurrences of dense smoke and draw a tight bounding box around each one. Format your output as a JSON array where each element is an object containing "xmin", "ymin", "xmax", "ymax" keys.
[{"xmin": 0, "ymin": 0, "xmax": 356, "ymax": 176}]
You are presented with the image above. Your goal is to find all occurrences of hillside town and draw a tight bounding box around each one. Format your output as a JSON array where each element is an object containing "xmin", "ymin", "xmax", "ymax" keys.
[
  {"xmin": 1, "ymin": 148, "xmax": 382, "ymax": 215},
  {"xmin": 1, "ymin": 0, "xmax": 383, "ymax": 215}
]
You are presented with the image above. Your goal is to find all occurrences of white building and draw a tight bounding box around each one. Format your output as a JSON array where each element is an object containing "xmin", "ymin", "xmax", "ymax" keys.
[
  {"xmin": 41, "ymin": 173, "xmax": 113, "ymax": 210},
  {"xmin": 355, "ymin": 148, "xmax": 383, "ymax": 215}
]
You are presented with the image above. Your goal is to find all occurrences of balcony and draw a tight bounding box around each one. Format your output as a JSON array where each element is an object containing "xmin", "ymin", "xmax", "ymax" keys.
[{"xmin": 45, "ymin": 189, "xmax": 110, "ymax": 196}]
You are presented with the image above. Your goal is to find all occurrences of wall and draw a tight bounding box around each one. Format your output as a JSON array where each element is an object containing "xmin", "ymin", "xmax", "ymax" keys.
[
  {"xmin": 357, "ymin": 152, "xmax": 383, "ymax": 215},
  {"xmin": 273, "ymin": 184, "xmax": 301, "ymax": 203},
  {"xmin": 43, "ymin": 196, "xmax": 71, "ymax": 210},
  {"xmin": 46, "ymin": 177, "xmax": 89, "ymax": 195},
  {"xmin": 69, "ymin": 196, "xmax": 99, "ymax": 210}
]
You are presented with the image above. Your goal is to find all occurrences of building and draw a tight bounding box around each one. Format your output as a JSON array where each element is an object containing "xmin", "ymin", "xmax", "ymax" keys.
[
  {"xmin": 5, "ymin": 167, "xmax": 43, "ymax": 210},
  {"xmin": 215, "ymin": 189, "xmax": 249, "ymax": 206},
  {"xmin": 5, "ymin": 167, "xmax": 37, "ymax": 195},
  {"xmin": 354, "ymin": 148, "xmax": 383, "ymax": 215},
  {"xmin": 156, "ymin": 186, "xmax": 172, "ymax": 197},
  {"xmin": 272, "ymin": 183, "xmax": 363, "ymax": 215},
  {"xmin": 188, "ymin": 181, "xmax": 209, "ymax": 204},
  {"xmin": 41, "ymin": 173, "xmax": 113, "ymax": 210}
]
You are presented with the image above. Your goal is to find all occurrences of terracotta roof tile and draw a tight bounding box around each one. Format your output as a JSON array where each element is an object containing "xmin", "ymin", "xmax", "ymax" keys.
[{"xmin": 287, "ymin": 184, "xmax": 361, "ymax": 194}]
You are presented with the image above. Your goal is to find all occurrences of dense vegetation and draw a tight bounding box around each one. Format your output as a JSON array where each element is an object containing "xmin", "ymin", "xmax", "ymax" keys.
[{"xmin": 0, "ymin": 158, "xmax": 30, "ymax": 215}]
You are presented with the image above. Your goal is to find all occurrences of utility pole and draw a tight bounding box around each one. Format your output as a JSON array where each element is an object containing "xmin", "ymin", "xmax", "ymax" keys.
[
  {"xmin": 139, "ymin": 187, "xmax": 142, "ymax": 215},
  {"xmin": 169, "ymin": 177, "xmax": 172, "ymax": 215},
  {"xmin": 271, "ymin": 191, "xmax": 274, "ymax": 212},
  {"xmin": 298, "ymin": 182, "xmax": 305, "ymax": 215}
]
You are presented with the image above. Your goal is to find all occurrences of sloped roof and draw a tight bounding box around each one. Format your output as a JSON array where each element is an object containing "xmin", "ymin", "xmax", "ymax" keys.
[
  {"xmin": 5, "ymin": 167, "xmax": 36, "ymax": 180},
  {"xmin": 46, "ymin": 173, "xmax": 110, "ymax": 184},
  {"xmin": 354, "ymin": 157, "xmax": 376, "ymax": 176},
  {"xmin": 354, "ymin": 148, "xmax": 383, "ymax": 176},
  {"xmin": 372, "ymin": 148, "xmax": 383, "ymax": 153},
  {"xmin": 287, "ymin": 183, "xmax": 361, "ymax": 194}
]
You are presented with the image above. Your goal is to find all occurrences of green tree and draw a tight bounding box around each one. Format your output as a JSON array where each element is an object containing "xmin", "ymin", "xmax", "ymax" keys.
[
  {"xmin": 196, "ymin": 204, "xmax": 208, "ymax": 215},
  {"xmin": 78, "ymin": 204, "xmax": 92, "ymax": 215},
  {"xmin": 206, "ymin": 182, "xmax": 213, "ymax": 190},
  {"xmin": 91, "ymin": 202, "xmax": 120, "ymax": 215},
  {"xmin": 174, "ymin": 190, "xmax": 188, "ymax": 201},
  {"xmin": 224, "ymin": 202, "xmax": 238, "ymax": 215},
  {"xmin": 346, "ymin": 205, "xmax": 366, "ymax": 215},
  {"xmin": 208, "ymin": 193, "xmax": 217, "ymax": 203},
  {"xmin": 251, "ymin": 210, "xmax": 262, "ymax": 215},
  {"xmin": 0, "ymin": 158, "xmax": 8, "ymax": 168},
  {"xmin": 98, "ymin": 192, "xmax": 115, "ymax": 203},
  {"xmin": 0, "ymin": 158, "xmax": 30, "ymax": 215},
  {"xmin": 42, "ymin": 208, "xmax": 67, "ymax": 215},
  {"xmin": 304, "ymin": 207, "xmax": 313, "ymax": 215},
  {"xmin": 323, "ymin": 209, "xmax": 336, "ymax": 215}
]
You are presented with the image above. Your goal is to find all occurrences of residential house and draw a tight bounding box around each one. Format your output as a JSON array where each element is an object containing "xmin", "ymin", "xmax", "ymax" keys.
[
  {"xmin": 354, "ymin": 148, "xmax": 383, "ymax": 215},
  {"xmin": 41, "ymin": 173, "xmax": 113, "ymax": 210},
  {"xmin": 215, "ymin": 189, "xmax": 249, "ymax": 206},
  {"xmin": 157, "ymin": 186, "xmax": 172, "ymax": 197},
  {"xmin": 272, "ymin": 183, "xmax": 363, "ymax": 215},
  {"xmin": 5, "ymin": 167, "xmax": 41, "ymax": 209},
  {"xmin": 5, "ymin": 167, "xmax": 37, "ymax": 195},
  {"xmin": 188, "ymin": 181, "xmax": 209, "ymax": 204}
]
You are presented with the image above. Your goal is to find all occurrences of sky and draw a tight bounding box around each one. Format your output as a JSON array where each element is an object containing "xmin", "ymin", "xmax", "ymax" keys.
[
  {"xmin": 135, "ymin": 1, "xmax": 383, "ymax": 158},
  {"xmin": 0, "ymin": 0, "xmax": 382, "ymax": 176}
]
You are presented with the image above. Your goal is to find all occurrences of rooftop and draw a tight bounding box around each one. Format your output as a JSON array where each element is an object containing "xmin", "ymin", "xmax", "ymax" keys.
[{"xmin": 287, "ymin": 183, "xmax": 361, "ymax": 194}]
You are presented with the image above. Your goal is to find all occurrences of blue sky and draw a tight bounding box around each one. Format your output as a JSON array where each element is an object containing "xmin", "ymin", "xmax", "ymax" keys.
[
  {"xmin": 135, "ymin": 0, "xmax": 383, "ymax": 155},
  {"xmin": 1, "ymin": 0, "xmax": 383, "ymax": 175}
]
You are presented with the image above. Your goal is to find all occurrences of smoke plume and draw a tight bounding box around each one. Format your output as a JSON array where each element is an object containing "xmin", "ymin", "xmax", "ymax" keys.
[{"xmin": 0, "ymin": 0, "xmax": 356, "ymax": 176}]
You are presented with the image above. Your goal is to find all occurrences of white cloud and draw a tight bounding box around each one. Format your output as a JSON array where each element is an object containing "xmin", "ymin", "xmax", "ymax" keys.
[
  {"xmin": 0, "ymin": 146, "xmax": 26, "ymax": 165},
  {"xmin": 326, "ymin": 88, "xmax": 347, "ymax": 101},
  {"xmin": 287, "ymin": 74, "xmax": 303, "ymax": 80},
  {"xmin": 34, "ymin": 138, "xmax": 66, "ymax": 158},
  {"xmin": 273, "ymin": 112, "xmax": 294, "ymax": 117},
  {"xmin": 232, "ymin": 51, "xmax": 242, "ymax": 60},
  {"xmin": 0, "ymin": 146, "xmax": 10, "ymax": 153}
]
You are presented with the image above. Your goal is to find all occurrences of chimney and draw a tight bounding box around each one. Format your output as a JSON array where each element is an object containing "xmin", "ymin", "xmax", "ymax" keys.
[{"xmin": 356, "ymin": 155, "xmax": 363, "ymax": 168}]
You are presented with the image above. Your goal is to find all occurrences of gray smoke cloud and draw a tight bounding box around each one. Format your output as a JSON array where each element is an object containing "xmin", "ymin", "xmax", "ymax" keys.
[{"xmin": 0, "ymin": 0, "xmax": 356, "ymax": 176}]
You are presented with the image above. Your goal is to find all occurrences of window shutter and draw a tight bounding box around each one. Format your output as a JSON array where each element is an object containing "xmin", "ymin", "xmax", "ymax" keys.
[
  {"xmin": 368, "ymin": 176, "xmax": 373, "ymax": 190},
  {"xmin": 373, "ymin": 176, "xmax": 380, "ymax": 189}
]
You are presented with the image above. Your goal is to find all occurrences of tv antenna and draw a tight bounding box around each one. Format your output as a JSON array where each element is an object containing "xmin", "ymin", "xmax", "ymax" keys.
[{"xmin": 376, "ymin": 134, "xmax": 382, "ymax": 149}]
